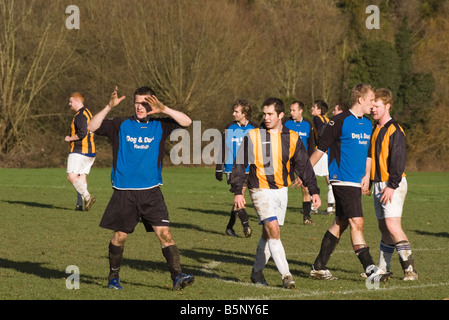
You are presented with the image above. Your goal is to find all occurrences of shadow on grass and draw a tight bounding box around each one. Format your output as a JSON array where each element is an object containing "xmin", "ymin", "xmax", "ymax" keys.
[
  {"xmin": 413, "ymin": 230, "xmax": 449, "ymax": 238},
  {"xmin": 178, "ymin": 207, "xmax": 229, "ymax": 217},
  {"xmin": 0, "ymin": 258, "xmax": 99, "ymax": 285},
  {"xmin": 2, "ymin": 200, "xmax": 72, "ymax": 211}
]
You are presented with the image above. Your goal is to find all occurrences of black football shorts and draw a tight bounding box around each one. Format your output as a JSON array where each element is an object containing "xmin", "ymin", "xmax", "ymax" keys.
[
  {"xmin": 332, "ymin": 185, "xmax": 364, "ymax": 219},
  {"xmin": 100, "ymin": 187, "xmax": 170, "ymax": 233}
]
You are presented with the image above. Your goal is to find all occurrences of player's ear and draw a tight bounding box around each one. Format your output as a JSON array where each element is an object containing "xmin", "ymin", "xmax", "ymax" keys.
[{"xmin": 278, "ymin": 112, "xmax": 284, "ymax": 120}]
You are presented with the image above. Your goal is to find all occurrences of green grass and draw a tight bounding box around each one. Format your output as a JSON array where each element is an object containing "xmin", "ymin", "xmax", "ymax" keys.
[{"xmin": 0, "ymin": 167, "xmax": 448, "ymax": 300}]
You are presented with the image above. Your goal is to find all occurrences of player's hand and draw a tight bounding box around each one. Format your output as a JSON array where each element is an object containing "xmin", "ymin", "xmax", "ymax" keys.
[
  {"xmin": 311, "ymin": 194, "xmax": 321, "ymax": 210},
  {"xmin": 290, "ymin": 177, "xmax": 303, "ymax": 189},
  {"xmin": 215, "ymin": 171, "xmax": 223, "ymax": 181},
  {"xmin": 234, "ymin": 194, "xmax": 246, "ymax": 209},
  {"xmin": 145, "ymin": 95, "xmax": 166, "ymax": 115},
  {"xmin": 109, "ymin": 86, "xmax": 126, "ymax": 109},
  {"xmin": 379, "ymin": 187, "xmax": 394, "ymax": 204},
  {"xmin": 361, "ymin": 175, "xmax": 371, "ymax": 195}
]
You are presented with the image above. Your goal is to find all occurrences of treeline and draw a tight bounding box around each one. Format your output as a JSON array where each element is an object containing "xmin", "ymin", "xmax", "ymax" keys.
[{"xmin": 1, "ymin": 0, "xmax": 448, "ymax": 170}]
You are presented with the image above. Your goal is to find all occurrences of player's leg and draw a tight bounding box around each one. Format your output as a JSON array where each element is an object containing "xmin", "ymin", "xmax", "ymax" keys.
[
  {"xmin": 107, "ymin": 231, "xmax": 127, "ymax": 289},
  {"xmin": 310, "ymin": 216, "xmax": 347, "ymax": 280},
  {"xmin": 301, "ymin": 186, "xmax": 315, "ymax": 225}
]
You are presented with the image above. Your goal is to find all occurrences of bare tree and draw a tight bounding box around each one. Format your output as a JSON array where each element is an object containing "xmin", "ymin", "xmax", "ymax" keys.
[
  {"xmin": 120, "ymin": 0, "xmax": 257, "ymax": 117},
  {"xmin": 0, "ymin": 0, "xmax": 75, "ymax": 155}
]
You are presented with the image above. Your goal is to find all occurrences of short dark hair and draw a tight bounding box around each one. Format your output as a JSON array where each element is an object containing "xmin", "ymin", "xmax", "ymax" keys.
[
  {"xmin": 314, "ymin": 99, "xmax": 328, "ymax": 115},
  {"xmin": 335, "ymin": 102, "xmax": 348, "ymax": 112},
  {"xmin": 232, "ymin": 99, "xmax": 252, "ymax": 119},
  {"xmin": 291, "ymin": 100, "xmax": 305, "ymax": 110},
  {"xmin": 134, "ymin": 86, "xmax": 156, "ymax": 101},
  {"xmin": 263, "ymin": 97, "xmax": 284, "ymax": 115}
]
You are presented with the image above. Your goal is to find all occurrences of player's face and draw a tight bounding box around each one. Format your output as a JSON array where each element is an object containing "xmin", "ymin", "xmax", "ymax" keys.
[
  {"xmin": 361, "ymin": 90, "xmax": 375, "ymax": 115},
  {"xmin": 134, "ymin": 94, "xmax": 151, "ymax": 120},
  {"xmin": 233, "ymin": 106, "xmax": 247, "ymax": 124},
  {"xmin": 372, "ymin": 99, "xmax": 389, "ymax": 121},
  {"xmin": 290, "ymin": 103, "xmax": 302, "ymax": 121},
  {"xmin": 311, "ymin": 104, "xmax": 320, "ymax": 116},
  {"xmin": 263, "ymin": 104, "xmax": 283, "ymax": 130},
  {"xmin": 69, "ymin": 97, "xmax": 82, "ymax": 111},
  {"xmin": 333, "ymin": 105, "xmax": 342, "ymax": 116}
]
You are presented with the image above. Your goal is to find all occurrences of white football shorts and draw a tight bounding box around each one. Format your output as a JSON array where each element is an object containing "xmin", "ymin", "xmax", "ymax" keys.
[
  {"xmin": 67, "ymin": 153, "xmax": 95, "ymax": 175},
  {"xmin": 314, "ymin": 152, "xmax": 329, "ymax": 177},
  {"xmin": 249, "ymin": 187, "xmax": 288, "ymax": 226},
  {"xmin": 373, "ymin": 177, "xmax": 407, "ymax": 219}
]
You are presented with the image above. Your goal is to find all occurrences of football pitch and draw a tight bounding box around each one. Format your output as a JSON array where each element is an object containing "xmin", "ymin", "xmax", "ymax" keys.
[{"xmin": 0, "ymin": 167, "xmax": 448, "ymax": 301}]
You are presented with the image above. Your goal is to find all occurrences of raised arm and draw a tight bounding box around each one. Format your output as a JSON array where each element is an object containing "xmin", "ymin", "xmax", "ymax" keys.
[
  {"xmin": 145, "ymin": 95, "xmax": 192, "ymax": 127},
  {"xmin": 88, "ymin": 86, "xmax": 126, "ymax": 132}
]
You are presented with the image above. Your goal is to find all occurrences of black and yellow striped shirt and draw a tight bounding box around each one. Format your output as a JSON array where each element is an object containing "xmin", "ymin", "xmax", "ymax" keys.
[
  {"xmin": 230, "ymin": 126, "xmax": 319, "ymax": 195},
  {"xmin": 368, "ymin": 118, "xmax": 406, "ymax": 189},
  {"xmin": 70, "ymin": 107, "xmax": 96, "ymax": 156}
]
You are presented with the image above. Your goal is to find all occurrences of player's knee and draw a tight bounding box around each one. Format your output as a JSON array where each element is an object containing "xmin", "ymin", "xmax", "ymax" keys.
[
  {"xmin": 112, "ymin": 231, "xmax": 128, "ymax": 246},
  {"xmin": 158, "ymin": 228, "xmax": 175, "ymax": 245}
]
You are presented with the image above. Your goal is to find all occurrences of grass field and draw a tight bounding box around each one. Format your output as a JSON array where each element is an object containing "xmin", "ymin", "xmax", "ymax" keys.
[{"xmin": 0, "ymin": 167, "xmax": 448, "ymax": 301}]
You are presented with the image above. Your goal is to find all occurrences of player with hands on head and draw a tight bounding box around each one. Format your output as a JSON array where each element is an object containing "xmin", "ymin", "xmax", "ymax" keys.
[{"xmin": 88, "ymin": 86, "xmax": 194, "ymax": 291}]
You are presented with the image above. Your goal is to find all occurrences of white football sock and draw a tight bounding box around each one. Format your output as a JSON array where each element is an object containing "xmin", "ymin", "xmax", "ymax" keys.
[
  {"xmin": 253, "ymin": 237, "xmax": 271, "ymax": 272},
  {"xmin": 379, "ymin": 241, "xmax": 395, "ymax": 271},
  {"xmin": 72, "ymin": 180, "xmax": 90, "ymax": 201},
  {"xmin": 267, "ymin": 238, "xmax": 290, "ymax": 278}
]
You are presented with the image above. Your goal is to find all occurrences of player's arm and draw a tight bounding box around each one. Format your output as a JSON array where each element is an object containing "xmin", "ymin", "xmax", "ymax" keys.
[
  {"xmin": 386, "ymin": 129, "xmax": 406, "ymax": 190},
  {"xmin": 65, "ymin": 134, "xmax": 80, "ymax": 142},
  {"xmin": 215, "ymin": 129, "xmax": 226, "ymax": 181},
  {"xmin": 230, "ymin": 134, "xmax": 250, "ymax": 208},
  {"xmin": 361, "ymin": 157, "xmax": 372, "ymax": 195},
  {"xmin": 66, "ymin": 114, "xmax": 86, "ymax": 142},
  {"xmin": 145, "ymin": 95, "xmax": 192, "ymax": 127},
  {"xmin": 379, "ymin": 129, "xmax": 406, "ymax": 204},
  {"xmin": 88, "ymin": 86, "xmax": 126, "ymax": 133}
]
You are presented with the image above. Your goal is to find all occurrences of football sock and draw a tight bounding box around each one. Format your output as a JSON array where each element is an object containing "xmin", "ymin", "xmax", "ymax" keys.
[
  {"xmin": 236, "ymin": 209, "xmax": 250, "ymax": 228},
  {"xmin": 162, "ymin": 245, "xmax": 182, "ymax": 281},
  {"xmin": 354, "ymin": 245, "xmax": 375, "ymax": 271},
  {"xmin": 267, "ymin": 239, "xmax": 290, "ymax": 278},
  {"xmin": 327, "ymin": 183, "xmax": 335, "ymax": 206},
  {"xmin": 313, "ymin": 230, "xmax": 339, "ymax": 270},
  {"xmin": 303, "ymin": 201, "xmax": 311, "ymax": 220},
  {"xmin": 253, "ymin": 237, "xmax": 271, "ymax": 272},
  {"xmin": 76, "ymin": 192, "xmax": 83, "ymax": 207},
  {"xmin": 396, "ymin": 240, "xmax": 415, "ymax": 272},
  {"xmin": 379, "ymin": 241, "xmax": 395, "ymax": 271},
  {"xmin": 226, "ymin": 208, "xmax": 237, "ymax": 229},
  {"xmin": 108, "ymin": 242, "xmax": 124, "ymax": 281},
  {"xmin": 72, "ymin": 179, "xmax": 90, "ymax": 201}
]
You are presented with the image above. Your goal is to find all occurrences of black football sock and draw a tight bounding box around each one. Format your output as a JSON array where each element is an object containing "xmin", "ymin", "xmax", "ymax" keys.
[
  {"xmin": 354, "ymin": 245, "xmax": 375, "ymax": 272},
  {"xmin": 226, "ymin": 208, "xmax": 237, "ymax": 229},
  {"xmin": 313, "ymin": 231, "xmax": 339, "ymax": 270},
  {"xmin": 108, "ymin": 242, "xmax": 124, "ymax": 281},
  {"xmin": 236, "ymin": 208, "xmax": 250, "ymax": 228},
  {"xmin": 162, "ymin": 245, "xmax": 182, "ymax": 281},
  {"xmin": 303, "ymin": 201, "xmax": 311, "ymax": 220},
  {"xmin": 76, "ymin": 192, "xmax": 83, "ymax": 207},
  {"xmin": 396, "ymin": 240, "xmax": 416, "ymax": 272}
]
